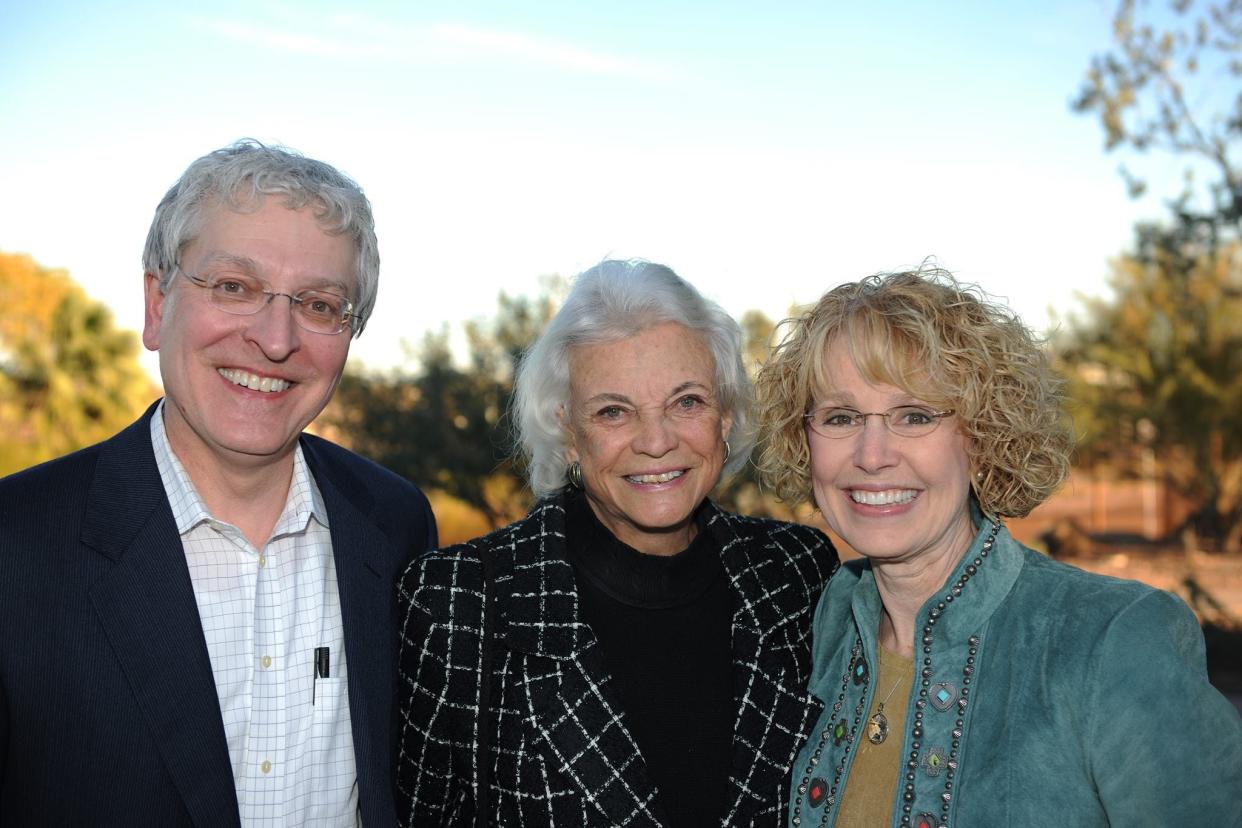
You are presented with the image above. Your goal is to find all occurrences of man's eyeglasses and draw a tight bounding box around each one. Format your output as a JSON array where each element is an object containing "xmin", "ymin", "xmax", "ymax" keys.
[
  {"xmin": 804, "ymin": 405, "xmax": 954, "ymax": 439},
  {"xmin": 175, "ymin": 266, "xmax": 359, "ymax": 336}
]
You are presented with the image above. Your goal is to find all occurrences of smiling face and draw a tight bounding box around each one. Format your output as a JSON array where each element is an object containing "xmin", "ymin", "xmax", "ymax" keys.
[
  {"xmin": 563, "ymin": 322, "xmax": 732, "ymax": 556},
  {"xmin": 808, "ymin": 338, "xmax": 974, "ymax": 567},
  {"xmin": 142, "ymin": 196, "xmax": 356, "ymax": 477}
]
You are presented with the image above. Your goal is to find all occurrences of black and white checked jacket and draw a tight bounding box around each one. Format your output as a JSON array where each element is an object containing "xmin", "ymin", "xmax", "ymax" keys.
[{"xmin": 395, "ymin": 495, "xmax": 839, "ymax": 827}]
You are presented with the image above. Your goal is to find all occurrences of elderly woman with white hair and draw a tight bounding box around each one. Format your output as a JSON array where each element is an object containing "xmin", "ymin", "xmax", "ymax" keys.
[{"xmin": 395, "ymin": 259, "xmax": 839, "ymax": 827}]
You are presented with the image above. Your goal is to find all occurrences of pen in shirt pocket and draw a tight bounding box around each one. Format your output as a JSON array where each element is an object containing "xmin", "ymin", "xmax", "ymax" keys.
[{"xmin": 313, "ymin": 646, "xmax": 329, "ymax": 705}]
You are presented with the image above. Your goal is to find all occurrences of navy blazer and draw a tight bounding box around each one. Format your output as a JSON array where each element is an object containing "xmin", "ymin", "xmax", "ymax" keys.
[{"xmin": 0, "ymin": 402, "xmax": 437, "ymax": 826}]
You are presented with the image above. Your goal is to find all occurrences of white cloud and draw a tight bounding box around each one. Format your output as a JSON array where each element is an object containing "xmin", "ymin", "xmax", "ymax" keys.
[
  {"xmin": 190, "ymin": 14, "xmax": 665, "ymax": 80},
  {"xmin": 194, "ymin": 18, "xmax": 401, "ymax": 59},
  {"xmin": 428, "ymin": 22, "xmax": 662, "ymax": 79}
]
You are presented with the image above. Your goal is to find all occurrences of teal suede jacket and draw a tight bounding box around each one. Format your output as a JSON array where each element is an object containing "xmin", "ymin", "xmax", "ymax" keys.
[{"xmin": 786, "ymin": 521, "xmax": 1242, "ymax": 827}]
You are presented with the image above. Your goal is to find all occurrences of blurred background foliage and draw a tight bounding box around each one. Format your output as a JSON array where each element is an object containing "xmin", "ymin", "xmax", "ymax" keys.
[
  {"xmin": 1062, "ymin": 0, "xmax": 1242, "ymax": 554},
  {"xmin": 317, "ymin": 287, "xmax": 565, "ymax": 536},
  {"xmin": 0, "ymin": 252, "xmax": 156, "ymax": 476},
  {"xmin": 1053, "ymin": 237, "xmax": 1242, "ymax": 554}
]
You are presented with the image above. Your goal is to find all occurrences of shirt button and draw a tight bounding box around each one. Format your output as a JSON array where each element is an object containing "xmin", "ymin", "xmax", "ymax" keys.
[
  {"xmin": 261, "ymin": 655, "xmax": 272, "ymax": 669},
  {"xmin": 258, "ymin": 554, "xmax": 266, "ymax": 568},
  {"xmin": 261, "ymin": 760, "xmax": 272, "ymax": 774}
]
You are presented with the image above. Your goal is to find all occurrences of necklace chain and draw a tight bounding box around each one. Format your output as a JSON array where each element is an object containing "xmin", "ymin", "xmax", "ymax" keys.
[{"xmin": 865, "ymin": 656, "xmax": 906, "ymax": 745}]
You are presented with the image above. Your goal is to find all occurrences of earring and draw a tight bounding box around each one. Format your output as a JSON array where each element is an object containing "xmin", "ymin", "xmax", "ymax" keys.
[
  {"xmin": 567, "ymin": 461, "xmax": 583, "ymax": 489},
  {"xmin": 723, "ymin": 440, "xmax": 731, "ymax": 464}
]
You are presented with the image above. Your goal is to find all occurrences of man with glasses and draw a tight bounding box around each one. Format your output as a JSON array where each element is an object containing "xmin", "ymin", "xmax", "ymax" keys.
[{"xmin": 0, "ymin": 140, "xmax": 437, "ymax": 826}]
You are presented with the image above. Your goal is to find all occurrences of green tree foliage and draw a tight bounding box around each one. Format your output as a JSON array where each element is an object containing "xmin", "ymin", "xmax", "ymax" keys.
[
  {"xmin": 1074, "ymin": 0, "xmax": 1242, "ymax": 234},
  {"xmin": 339, "ymin": 330, "xmax": 525, "ymax": 524},
  {"xmin": 1054, "ymin": 237, "xmax": 1242, "ymax": 553},
  {"xmin": 1065, "ymin": 1, "xmax": 1242, "ymax": 553},
  {"xmin": 0, "ymin": 251, "xmax": 157, "ymax": 474},
  {"xmin": 319, "ymin": 288, "xmax": 562, "ymax": 529}
]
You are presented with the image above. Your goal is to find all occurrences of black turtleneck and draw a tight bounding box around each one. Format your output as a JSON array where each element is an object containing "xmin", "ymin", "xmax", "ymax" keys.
[{"xmin": 565, "ymin": 492, "xmax": 735, "ymax": 828}]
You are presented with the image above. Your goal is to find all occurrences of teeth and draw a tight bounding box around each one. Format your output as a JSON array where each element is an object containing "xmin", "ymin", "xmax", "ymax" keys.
[
  {"xmin": 627, "ymin": 470, "xmax": 684, "ymax": 484},
  {"xmin": 219, "ymin": 368, "xmax": 291, "ymax": 393},
  {"xmin": 851, "ymin": 489, "xmax": 917, "ymax": 506}
]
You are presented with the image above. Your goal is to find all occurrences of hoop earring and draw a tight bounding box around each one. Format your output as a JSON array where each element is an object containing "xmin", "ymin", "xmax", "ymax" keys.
[
  {"xmin": 567, "ymin": 461, "xmax": 583, "ymax": 489},
  {"xmin": 723, "ymin": 440, "xmax": 731, "ymax": 464}
]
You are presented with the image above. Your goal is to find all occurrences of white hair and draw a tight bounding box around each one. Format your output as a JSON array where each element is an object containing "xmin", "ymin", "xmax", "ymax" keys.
[{"xmin": 513, "ymin": 259, "xmax": 754, "ymax": 496}]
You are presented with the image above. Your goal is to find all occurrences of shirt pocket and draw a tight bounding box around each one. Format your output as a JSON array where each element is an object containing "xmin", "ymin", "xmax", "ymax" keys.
[{"xmin": 306, "ymin": 677, "xmax": 359, "ymax": 825}]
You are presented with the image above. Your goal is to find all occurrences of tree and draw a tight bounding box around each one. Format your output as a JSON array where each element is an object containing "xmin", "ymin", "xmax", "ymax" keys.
[
  {"xmin": 1066, "ymin": 1, "xmax": 1242, "ymax": 553},
  {"xmin": 321, "ymin": 331, "xmax": 525, "ymax": 529},
  {"xmin": 1054, "ymin": 236, "xmax": 1242, "ymax": 553},
  {"xmin": 318, "ymin": 285, "xmax": 563, "ymax": 529},
  {"xmin": 1074, "ymin": 0, "xmax": 1242, "ymax": 237},
  {"xmin": 0, "ymin": 252, "xmax": 157, "ymax": 474}
]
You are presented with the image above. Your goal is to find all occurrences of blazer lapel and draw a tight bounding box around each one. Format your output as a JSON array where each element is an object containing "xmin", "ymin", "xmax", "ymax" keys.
[
  {"xmin": 710, "ymin": 508, "xmax": 827, "ymax": 826},
  {"xmin": 523, "ymin": 643, "xmax": 667, "ymax": 827},
  {"xmin": 504, "ymin": 499, "xmax": 666, "ymax": 828},
  {"xmin": 303, "ymin": 445, "xmax": 397, "ymax": 826},
  {"xmin": 84, "ymin": 410, "xmax": 240, "ymax": 827}
]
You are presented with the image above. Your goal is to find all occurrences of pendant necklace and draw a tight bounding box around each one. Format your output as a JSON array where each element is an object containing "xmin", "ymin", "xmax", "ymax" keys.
[{"xmin": 865, "ymin": 660, "xmax": 905, "ymax": 745}]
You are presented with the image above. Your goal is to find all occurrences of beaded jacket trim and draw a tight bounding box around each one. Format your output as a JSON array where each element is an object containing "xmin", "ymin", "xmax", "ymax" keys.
[{"xmin": 790, "ymin": 520, "xmax": 1001, "ymax": 828}]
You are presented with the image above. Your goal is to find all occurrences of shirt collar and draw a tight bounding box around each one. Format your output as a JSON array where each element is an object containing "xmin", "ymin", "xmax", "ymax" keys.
[{"xmin": 149, "ymin": 399, "xmax": 330, "ymax": 538}]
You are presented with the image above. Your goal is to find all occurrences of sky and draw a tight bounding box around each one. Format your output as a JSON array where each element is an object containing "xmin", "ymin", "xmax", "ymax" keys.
[{"xmin": 0, "ymin": 0, "xmax": 1187, "ymax": 379}]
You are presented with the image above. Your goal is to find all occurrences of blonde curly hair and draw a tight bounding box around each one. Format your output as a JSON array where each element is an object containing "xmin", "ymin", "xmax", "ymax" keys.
[{"xmin": 754, "ymin": 267, "xmax": 1072, "ymax": 518}]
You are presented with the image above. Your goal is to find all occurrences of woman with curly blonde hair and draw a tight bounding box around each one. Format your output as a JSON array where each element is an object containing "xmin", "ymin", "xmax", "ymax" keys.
[{"xmin": 755, "ymin": 267, "xmax": 1242, "ymax": 828}]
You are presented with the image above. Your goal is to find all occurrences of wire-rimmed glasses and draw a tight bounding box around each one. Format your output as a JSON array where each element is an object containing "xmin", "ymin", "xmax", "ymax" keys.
[
  {"xmin": 804, "ymin": 405, "xmax": 955, "ymax": 439},
  {"xmin": 175, "ymin": 265, "xmax": 359, "ymax": 335}
]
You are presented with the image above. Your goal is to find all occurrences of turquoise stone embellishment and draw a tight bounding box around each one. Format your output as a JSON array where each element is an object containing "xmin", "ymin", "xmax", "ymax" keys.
[
  {"xmin": 929, "ymin": 681, "xmax": 958, "ymax": 712},
  {"xmin": 922, "ymin": 746, "xmax": 948, "ymax": 777},
  {"xmin": 852, "ymin": 656, "xmax": 869, "ymax": 686}
]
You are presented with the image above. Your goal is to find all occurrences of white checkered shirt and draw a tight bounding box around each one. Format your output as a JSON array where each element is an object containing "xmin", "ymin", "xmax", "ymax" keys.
[{"xmin": 151, "ymin": 402, "xmax": 360, "ymax": 827}]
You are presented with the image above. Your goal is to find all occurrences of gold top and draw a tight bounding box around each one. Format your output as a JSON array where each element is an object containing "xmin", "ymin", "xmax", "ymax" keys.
[{"xmin": 835, "ymin": 644, "xmax": 914, "ymax": 827}]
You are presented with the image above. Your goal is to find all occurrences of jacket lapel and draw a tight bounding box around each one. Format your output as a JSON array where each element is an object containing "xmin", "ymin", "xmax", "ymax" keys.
[
  {"xmin": 504, "ymin": 499, "xmax": 666, "ymax": 827},
  {"xmin": 84, "ymin": 409, "xmax": 240, "ymax": 827},
  {"xmin": 710, "ymin": 507, "xmax": 827, "ymax": 826},
  {"xmin": 301, "ymin": 439, "xmax": 398, "ymax": 826}
]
